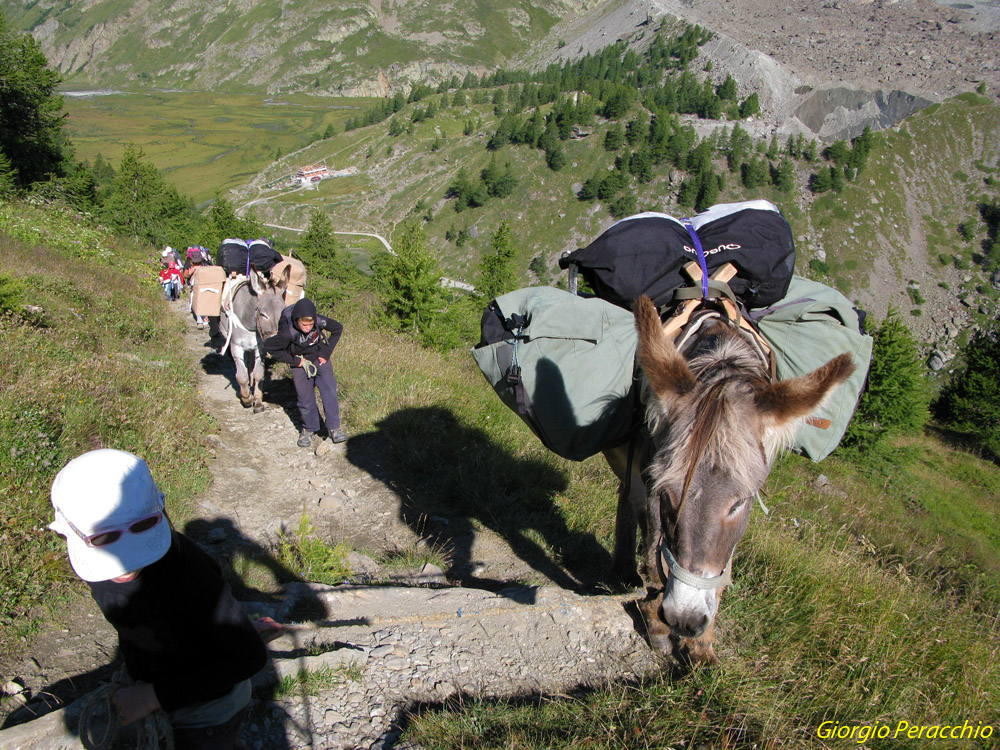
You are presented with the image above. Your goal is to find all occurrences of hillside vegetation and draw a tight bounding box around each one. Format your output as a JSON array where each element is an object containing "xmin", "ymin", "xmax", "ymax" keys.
[
  {"xmin": 2, "ymin": 198, "xmax": 999, "ymax": 746},
  {"xmin": 0, "ymin": 201, "xmax": 214, "ymax": 638},
  {"xmin": 3, "ymin": 0, "xmax": 587, "ymax": 95}
]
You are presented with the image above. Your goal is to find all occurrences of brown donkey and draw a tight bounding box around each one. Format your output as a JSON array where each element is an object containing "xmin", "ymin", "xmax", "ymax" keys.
[{"xmin": 605, "ymin": 295, "xmax": 855, "ymax": 665}]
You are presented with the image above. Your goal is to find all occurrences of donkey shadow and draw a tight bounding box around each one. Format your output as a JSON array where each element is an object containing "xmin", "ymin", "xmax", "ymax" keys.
[{"xmin": 344, "ymin": 404, "xmax": 615, "ymax": 593}]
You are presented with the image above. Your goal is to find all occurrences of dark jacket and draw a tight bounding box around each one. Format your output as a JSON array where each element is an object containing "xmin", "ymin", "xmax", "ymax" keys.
[
  {"xmin": 262, "ymin": 298, "xmax": 343, "ymax": 365},
  {"xmin": 88, "ymin": 531, "xmax": 268, "ymax": 713}
]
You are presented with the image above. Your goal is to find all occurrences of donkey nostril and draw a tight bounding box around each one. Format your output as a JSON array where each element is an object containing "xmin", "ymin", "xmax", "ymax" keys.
[{"xmin": 662, "ymin": 609, "xmax": 709, "ymax": 638}]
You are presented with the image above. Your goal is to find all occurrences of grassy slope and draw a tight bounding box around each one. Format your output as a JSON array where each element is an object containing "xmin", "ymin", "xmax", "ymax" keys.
[
  {"xmin": 1, "ymin": 197, "xmax": 998, "ymax": 743},
  {"xmin": 330, "ymin": 294, "xmax": 1000, "ymax": 747},
  {"xmin": 0, "ymin": 202, "xmax": 214, "ymax": 643},
  {"xmin": 62, "ymin": 91, "xmax": 374, "ymax": 204}
]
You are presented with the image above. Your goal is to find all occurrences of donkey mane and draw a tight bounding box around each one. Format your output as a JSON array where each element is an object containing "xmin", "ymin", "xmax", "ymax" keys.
[{"xmin": 646, "ymin": 330, "xmax": 772, "ymax": 504}]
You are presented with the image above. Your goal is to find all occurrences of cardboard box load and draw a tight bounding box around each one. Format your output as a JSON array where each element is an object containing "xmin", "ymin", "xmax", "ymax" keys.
[
  {"xmin": 191, "ymin": 265, "xmax": 227, "ymax": 316},
  {"xmin": 271, "ymin": 255, "xmax": 307, "ymax": 306}
]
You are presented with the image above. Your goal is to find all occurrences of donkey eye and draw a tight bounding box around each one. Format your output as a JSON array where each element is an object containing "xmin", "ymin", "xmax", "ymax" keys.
[
  {"xmin": 259, "ymin": 313, "xmax": 269, "ymax": 320},
  {"xmin": 727, "ymin": 498, "xmax": 748, "ymax": 517}
]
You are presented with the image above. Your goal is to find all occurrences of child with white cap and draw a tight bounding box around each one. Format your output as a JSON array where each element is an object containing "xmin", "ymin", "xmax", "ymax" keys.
[{"xmin": 49, "ymin": 449, "xmax": 280, "ymax": 748}]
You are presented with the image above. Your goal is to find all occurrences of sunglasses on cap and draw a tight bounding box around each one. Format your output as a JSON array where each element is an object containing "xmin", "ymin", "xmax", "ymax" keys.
[{"xmin": 64, "ymin": 512, "xmax": 165, "ymax": 548}]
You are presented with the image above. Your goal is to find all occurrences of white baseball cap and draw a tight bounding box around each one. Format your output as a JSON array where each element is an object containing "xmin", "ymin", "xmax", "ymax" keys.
[{"xmin": 49, "ymin": 449, "xmax": 171, "ymax": 582}]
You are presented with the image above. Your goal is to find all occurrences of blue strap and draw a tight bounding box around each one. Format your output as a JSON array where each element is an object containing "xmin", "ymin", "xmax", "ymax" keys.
[{"xmin": 681, "ymin": 220, "xmax": 709, "ymax": 299}]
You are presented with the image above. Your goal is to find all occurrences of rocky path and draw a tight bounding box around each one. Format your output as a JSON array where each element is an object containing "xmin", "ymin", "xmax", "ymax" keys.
[{"xmin": 0, "ymin": 302, "xmax": 657, "ymax": 750}]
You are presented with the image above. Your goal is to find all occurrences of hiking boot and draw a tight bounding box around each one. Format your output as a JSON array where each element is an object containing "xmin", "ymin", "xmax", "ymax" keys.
[
  {"xmin": 330, "ymin": 428, "xmax": 348, "ymax": 444},
  {"xmin": 297, "ymin": 430, "xmax": 313, "ymax": 448}
]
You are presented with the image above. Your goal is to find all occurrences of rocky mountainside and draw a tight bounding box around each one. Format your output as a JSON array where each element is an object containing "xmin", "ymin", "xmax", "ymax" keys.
[
  {"xmin": 5, "ymin": 0, "xmax": 999, "ymax": 139},
  {"xmin": 2, "ymin": 0, "xmax": 599, "ymax": 96}
]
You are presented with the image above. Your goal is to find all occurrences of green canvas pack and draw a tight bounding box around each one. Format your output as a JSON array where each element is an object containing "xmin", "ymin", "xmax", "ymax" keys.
[
  {"xmin": 471, "ymin": 286, "xmax": 640, "ymax": 461},
  {"xmin": 472, "ymin": 278, "xmax": 871, "ymax": 464},
  {"xmin": 750, "ymin": 275, "xmax": 873, "ymax": 461}
]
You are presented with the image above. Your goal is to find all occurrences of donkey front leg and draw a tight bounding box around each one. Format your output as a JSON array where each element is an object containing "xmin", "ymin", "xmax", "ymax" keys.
[
  {"xmin": 232, "ymin": 346, "xmax": 254, "ymax": 408},
  {"xmin": 249, "ymin": 348, "xmax": 266, "ymax": 413},
  {"xmin": 605, "ymin": 445, "xmax": 645, "ymax": 588},
  {"xmin": 638, "ymin": 592, "xmax": 675, "ymax": 659}
]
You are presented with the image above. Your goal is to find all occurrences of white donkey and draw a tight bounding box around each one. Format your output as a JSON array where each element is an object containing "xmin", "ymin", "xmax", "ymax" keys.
[{"xmin": 219, "ymin": 266, "xmax": 290, "ymax": 412}]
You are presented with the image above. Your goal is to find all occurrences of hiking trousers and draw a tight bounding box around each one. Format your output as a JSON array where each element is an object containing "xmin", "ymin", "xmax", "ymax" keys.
[{"xmin": 291, "ymin": 359, "xmax": 341, "ymax": 434}]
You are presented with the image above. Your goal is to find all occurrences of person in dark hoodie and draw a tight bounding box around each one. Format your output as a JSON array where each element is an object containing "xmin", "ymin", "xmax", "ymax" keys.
[
  {"xmin": 263, "ymin": 297, "xmax": 346, "ymax": 447},
  {"xmin": 49, "ymin": 449, "xmax": 281, "ymax": 749}
]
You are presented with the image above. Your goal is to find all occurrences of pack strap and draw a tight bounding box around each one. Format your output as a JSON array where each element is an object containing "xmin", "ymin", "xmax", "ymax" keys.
[
  {"xmin": 502, "ymin": 314, "xmax": 531, "ymax": 417},
  {"xmin": 681, "ymin": 220, "xmax": 710, "ymax": 299}
]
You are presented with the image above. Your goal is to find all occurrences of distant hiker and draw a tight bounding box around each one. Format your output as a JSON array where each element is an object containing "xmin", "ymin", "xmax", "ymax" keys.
[
  {"xmin": 49, "ymin": 449, "xmax": 281, "ymax": 748},
  {"xmin": 263, "ymin": 297, "xmax": 347, "ymax": 447},
  {"xmin": 158, "ymin": 261, "xmax": 183, "ymax": 301},
  {"xmin": 184, "ymin": 254, "xmax": 212, "ymax": 331}
]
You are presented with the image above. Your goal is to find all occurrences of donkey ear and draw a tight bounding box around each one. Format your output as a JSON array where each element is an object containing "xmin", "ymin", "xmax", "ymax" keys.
[
  {"xmin": 276, "ymin": 264, "xmax": 291, "ymax": 291},
  {"xmin": 248, "ymin": 268, "xmax": 265, "ymax": 294},
  {"xmin": 635, "ymin": 295, "xmax": 696, "ymax": 401},
  {"xmin": 756, "ymin": 353, "xmax": 855, "ymax": 426}
]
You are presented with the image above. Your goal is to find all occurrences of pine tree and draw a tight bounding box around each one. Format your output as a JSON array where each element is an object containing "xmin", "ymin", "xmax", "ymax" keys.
[
  {"xmin": 101, "ymin": 144, "xmax": 170, "ymax": 243},
  {"xmin": 934, "ymin": 321, "xmax": 1000, "ymax": 453},
  {"xmin": 676, "ymin": 177, "xmax": 698, "ymax": 208},
  {"xmin": 775, "ymin": 156, "xmax": 796, "ymax": 193},
  {"xmin": 545, "ymin": 143, "xmax": 567, "ymax": 171},
  {"xmin": 300, "ymin": 209, "xmax": 339, "ymax": 260},
  {"xmin": 843, "ymin": 308, "xmax": 929, "ymax": 451},
  {"xmin": 810, "ymin": 167, "xmax": 832, "ymax": 193},
  {"xmin": 829, "ymin": 164, "xmax": 846, "ymax": 192},
  {"xmin": 604, "ymin": 123, "xmax": 626, "ymax": 151},
  {"xmin": 0, "ymin": 15, "xmax": 68, "ymax": 186},
  {"xmin": 0, "ymin": 150, "xmax": 15, "ymax": 198},
  {"xmin": 477, "ymin": 221, "xmax": 518, "ymax": 300},
  {"xmin": 372, "ymin": 224, "xmax": 444, "ymax": 335},
  {"xmin": 739, "ymin": 92, "xmax": 760, "ymax": 118},
  {"xmin": 716, "ymin": 74, "xmax": 738, "ymax": 101},
  {"xmin": 766, "ymin": 135, "xmax": 780, "ymax": 160}
]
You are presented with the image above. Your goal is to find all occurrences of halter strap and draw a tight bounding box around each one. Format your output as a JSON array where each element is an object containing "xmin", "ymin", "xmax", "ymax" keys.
[{"xmin": 659, "ymin": 537, "xmax": 733, "ymax": 590}]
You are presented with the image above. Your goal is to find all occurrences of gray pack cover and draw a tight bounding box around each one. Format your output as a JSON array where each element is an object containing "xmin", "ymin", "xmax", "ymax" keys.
[
  {"xmin": 751, "ymin": 276, "xmax": 873, "ymax": 461},
  {"xmin": 471, "ymin": 286, "xmax": 639, "ymax": 461}
]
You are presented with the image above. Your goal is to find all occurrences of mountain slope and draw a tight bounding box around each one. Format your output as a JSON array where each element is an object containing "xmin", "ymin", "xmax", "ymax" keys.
[{"xmin": 3, "ymin": 0, "xmax": 597, "ymax": 95}]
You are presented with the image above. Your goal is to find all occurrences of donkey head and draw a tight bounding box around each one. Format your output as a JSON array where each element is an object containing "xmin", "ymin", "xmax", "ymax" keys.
[
  {"xmin": 634, "ymin": 295, "xmax": 854, "ymax": 641},
  {"xmin": 248, "ymin": 265, "xmax": 291, "ymax": 340}
]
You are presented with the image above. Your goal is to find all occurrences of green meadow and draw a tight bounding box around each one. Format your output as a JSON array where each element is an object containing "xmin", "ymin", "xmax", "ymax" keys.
[{"xmin": 62, "ymin": 89, "xmax": 377, "ymax": 204}]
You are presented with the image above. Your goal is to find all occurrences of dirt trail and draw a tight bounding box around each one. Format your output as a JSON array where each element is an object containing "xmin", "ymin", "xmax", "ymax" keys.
[{"xmin": 0, "ymin": 301, "xmax": 658, "ymax": 750}]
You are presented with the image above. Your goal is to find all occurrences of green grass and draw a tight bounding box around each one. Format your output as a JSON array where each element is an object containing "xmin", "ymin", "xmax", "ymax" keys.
[
  {"xmin": 0, "ymin": 200, "xmax": 215, "ymax": 646},
  {"xmin": 273, "ymin": 664, "xmax": 361, "ymax": 699},
  {"xmin": 62, "ymin": 90, "xmax": 376, "ymax": 203},
  {"xmin": 275, "ymin": 512, "xmax": 353, "ymax": 586},
  {"xmin": 3, "ymin": 191, "xmax": 1000, "ymax": 744}
]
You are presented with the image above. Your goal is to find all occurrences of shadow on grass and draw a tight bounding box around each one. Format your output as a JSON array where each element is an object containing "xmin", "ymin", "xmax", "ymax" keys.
[
  {"xmin": 924, "ymin": 423, "xmax": 1000, "ymax": 467},
  {"xmin": 388, "ymin": 667, "xmax": 771, "ymax": 750},
  {"xmin": 344, "ymin": 405, "xmax": 616, "ymax": 593}
]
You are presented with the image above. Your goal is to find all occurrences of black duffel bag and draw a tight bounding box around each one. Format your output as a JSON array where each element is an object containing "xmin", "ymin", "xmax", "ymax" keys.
[
  {"xmin": 220, "ymin": 238, "xmax": 249, "ymax": 276},
  {"xmin": 559, "ymin": 200, "xmax": 795, "ymax": 310},
  {"xmin": 249, "ymin": 238, "xmax": 282, "ymax": 274}
]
